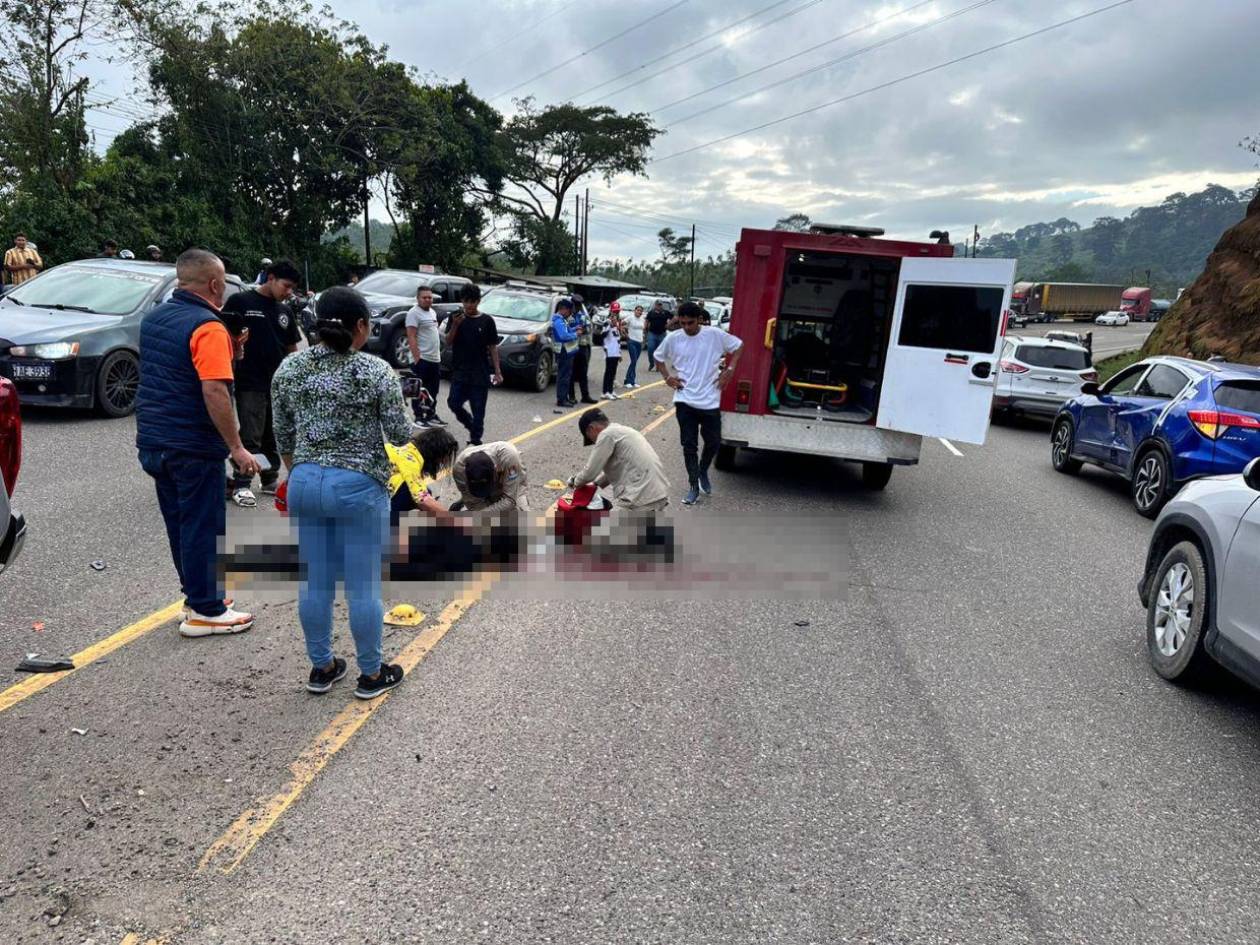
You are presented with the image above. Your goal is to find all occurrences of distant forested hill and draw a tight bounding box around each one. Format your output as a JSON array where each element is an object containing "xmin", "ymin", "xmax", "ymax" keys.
[{"xmin": 977, "ymin": 183, "xmax": 1256, "ymax": 294}]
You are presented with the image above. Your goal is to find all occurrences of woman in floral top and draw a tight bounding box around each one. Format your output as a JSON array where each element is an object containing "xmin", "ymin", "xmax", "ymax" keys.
[{"xmin": 272, "ymin": 287, "xmax": 413, "ymax": 700}]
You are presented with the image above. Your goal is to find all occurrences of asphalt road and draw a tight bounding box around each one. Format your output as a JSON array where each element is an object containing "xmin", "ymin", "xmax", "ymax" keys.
[
  {"xmin": 3, "ymin": 341, "xmax": 1257, "ymax": 945},
  {"xmin": 1012, "ymin": 320, "xmax": 1156, "ymax": 360}
]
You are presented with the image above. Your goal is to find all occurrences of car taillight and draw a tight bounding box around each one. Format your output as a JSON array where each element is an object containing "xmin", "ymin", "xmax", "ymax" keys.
[
  {"xmin": 1188, "ymin": 409, "xmax": 1260, "ymax": 440},
  {"xmin": 1000, "ymin": 360, "xmax": 1029, "ymax": 374},
  {"xmin": 735, "ymin": 380, "xmax": 751, "ymax": 412},
  {"xmin": 1081, "ymin": 371, "xmax": 1098, "ymax": 382},
  {"xmin": 0, "ymin": 381, "xmax": 20, "ymax": 497}
]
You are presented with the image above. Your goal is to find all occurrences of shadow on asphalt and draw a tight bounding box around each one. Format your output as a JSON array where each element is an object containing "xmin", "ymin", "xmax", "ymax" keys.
[
  {"xmin": 18, "ymin": 404, "xmax": 119, "ymax": 425},
  {"xmin": 722, "ymin": 448, "xmax": 888, "ymax": 503}
]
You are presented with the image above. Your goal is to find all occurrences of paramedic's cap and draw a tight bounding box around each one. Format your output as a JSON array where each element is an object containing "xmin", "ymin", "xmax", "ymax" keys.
[
  {"xmin": 464, "ymin": 451, "xmax": 497, "ymax": 498},
  {"xmin": 578, "ymin": 408, "xmax": 608, "ymax": 444}
]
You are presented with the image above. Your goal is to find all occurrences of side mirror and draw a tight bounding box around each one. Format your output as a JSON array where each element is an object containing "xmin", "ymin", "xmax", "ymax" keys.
[
  {"xmin": 1244, "ymin": 457, "xmax": 1260, "ymax": 493},
  {"xmin": 1081, "ymin": 381, "xmax": 1101, "ymax": 396}
]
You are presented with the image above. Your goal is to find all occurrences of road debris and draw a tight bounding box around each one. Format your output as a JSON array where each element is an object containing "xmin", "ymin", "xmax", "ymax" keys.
[
  {"xmin": 15, "ymin": 656, "xmax": 75, "ymax": 673},
  {"xmin": 793, "ymin": 620, "xmax": 811, "ymax": 627},
  {"xmin": 545, "ymin": 479, "xmax": 567, "ymax": 489},
  {"xmin": 90, "ymin": 560, "xmax": 107, "ymax": 571},
  {"xmin": 31, "ymin": 621, "xmax": 45, "ymax": 632},
  {"xmin": 70, "ymin": 728, "xmax": 88, "ymax": 736},
  {"xmin": 384, "ymin": 604, "xmax": 425, "ymax": 627},
  {"xmin": 652, "ymin": 404, "xmax": 667, "ymax": 413},
  {"xmin": 79, "ymin": 795, "xmax": 91, "ymax": 813},
  {"xmin": 532, "ymin": 415, "xmax": 543, "ymax": 423}
]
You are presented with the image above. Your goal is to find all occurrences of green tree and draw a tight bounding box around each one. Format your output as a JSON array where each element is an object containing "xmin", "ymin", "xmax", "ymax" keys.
[
  {"xmin": 656, "ymin": 227, "xmax": 692, "ymax": 265},
  {"xmin": 773, "ymin": 213, "xmax": 811, "ymax": 232}
]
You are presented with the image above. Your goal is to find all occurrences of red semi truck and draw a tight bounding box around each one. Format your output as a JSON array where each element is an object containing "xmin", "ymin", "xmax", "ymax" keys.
[
  {"xmin": 1119, "ymin": 286, "xmax": 1152, "ymax": 320},
  {"xmin": 716, "ymin": 224, "xmax": 1016, "ymax": 489}
]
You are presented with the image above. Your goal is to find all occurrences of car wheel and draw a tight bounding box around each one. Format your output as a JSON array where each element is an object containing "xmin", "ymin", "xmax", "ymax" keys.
[
  {"xmin": 1147, "ymin": 540, "xmax": 1213, "ymax": 683},
  {"xmin": 1132, "ymin": 448, "xmax": 1172, "ymax": 518},
  {"xmin": 1051, "ymin": 419, "xmax": 1082, "ymax": 474},
  {"xmin": 714, "ymin": 443, "xmax": 738, "ymax": 472},
  {"xmin": 388, "ymin": 327, "xmax": 413, "ymax": 368},
  {"xmin": 95, "ymin": 351, "xmax": 140, "ymax": 417},
  {"xmin": 531, "ymin": 349, "xmax": 553, "ymax": 393},
  {"xmin": 861, "ymin": 461, "xmax": 893, "ymax": 490}
]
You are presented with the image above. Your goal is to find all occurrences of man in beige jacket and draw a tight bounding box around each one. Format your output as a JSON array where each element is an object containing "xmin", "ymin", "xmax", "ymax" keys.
[
  {"xmin": 452, "ymin": 441, "xmax": 529, "ymax": 514},
  {"xmin": 571, "ymin": 409, "xmax": 669, "ymax": 511}
]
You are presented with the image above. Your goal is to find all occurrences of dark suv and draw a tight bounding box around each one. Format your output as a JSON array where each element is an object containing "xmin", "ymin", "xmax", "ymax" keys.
[
  {"xmin": 354, "ymin": 270, "xmax": 472, "ymax": 367},
  {"xmin": 439, "ymin": 284, "xmax": 563, "ymax": 391},
  {"xmin": 1, "ymin": 377, "xmax": 25, "ymax": 575}
]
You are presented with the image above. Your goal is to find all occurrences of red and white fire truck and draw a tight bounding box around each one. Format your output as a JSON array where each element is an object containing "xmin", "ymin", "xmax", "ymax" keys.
[{"xmin": 716, "ymin": 224, "xmax": 1016, "ymax": 489}]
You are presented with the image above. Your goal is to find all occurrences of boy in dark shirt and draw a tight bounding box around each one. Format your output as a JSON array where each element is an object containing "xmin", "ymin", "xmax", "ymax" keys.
[
  {"xmin": 443, "ymin": 283, "xmax": 502, "ymax": 447},
  {"xmin": 219, "ymin": 259, "xmax": 302, "ymax": 504}
]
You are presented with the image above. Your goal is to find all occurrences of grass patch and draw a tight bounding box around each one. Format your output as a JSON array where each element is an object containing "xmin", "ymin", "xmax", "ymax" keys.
[{"xmin": 1095, "ymin": 349, "xmax": 1143, "ymax": 382}]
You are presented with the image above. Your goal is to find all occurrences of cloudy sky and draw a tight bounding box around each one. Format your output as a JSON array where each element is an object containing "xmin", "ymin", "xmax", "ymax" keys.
[{"xmin": 91, "ymin": 0, "xmax": 1260, "ymax": 261}]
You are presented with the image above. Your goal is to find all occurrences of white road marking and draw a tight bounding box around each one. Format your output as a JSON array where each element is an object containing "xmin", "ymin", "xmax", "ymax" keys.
[{"xmin": 938, "ymin": 437, "xmax": 964, "ymax": 457}]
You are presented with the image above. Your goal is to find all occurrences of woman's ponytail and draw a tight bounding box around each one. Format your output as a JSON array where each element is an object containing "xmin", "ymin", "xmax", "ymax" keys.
[{"xmin": 314, "ymin": 286, "xmax": 370, "ymax": 354}]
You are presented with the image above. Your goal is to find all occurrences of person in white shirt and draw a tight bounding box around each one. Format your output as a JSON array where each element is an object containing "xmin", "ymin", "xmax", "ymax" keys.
[
  {"xmin": 601, "ymin": 314, "xmax": 622, "ymax": 399},
  {"xmin": 622, "ymin": 304, "xmax": 646, "ymax": 387},
  {"xmin": 405, "ymin": 286, "xmax": 446, "ymax": 427},
  {"xmin": 652, "ymin": 301, "xmax": 744, "ymax": 505}
]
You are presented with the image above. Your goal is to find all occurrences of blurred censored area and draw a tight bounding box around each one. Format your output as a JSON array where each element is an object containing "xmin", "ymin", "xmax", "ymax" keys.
[{"xmin": 218, "ymin": 511, "xmax": 849, "ymax": 602}]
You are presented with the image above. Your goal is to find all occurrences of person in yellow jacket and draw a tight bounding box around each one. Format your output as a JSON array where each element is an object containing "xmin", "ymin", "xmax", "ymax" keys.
[{"xmin": 386, "ymin": 427, "xmax": 459, "ymax": 526}]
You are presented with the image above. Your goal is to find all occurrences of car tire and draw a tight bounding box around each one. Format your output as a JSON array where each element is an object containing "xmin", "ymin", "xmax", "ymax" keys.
[
  {"xmin": 714, "ymin": 443, "xmax": 738, "ymax": 472},
  {"xmin": 95, "ymin": 351, "xmax": 141, "ymax": 418},
  {"xmin": 1146, "ymin": 540, "xmax": 1213, "ymax": 683},
  {"xmin": 1051, "ymin": 419, "xmax": 1082, "ymax": 475},
  {"xmin": 388, "ymin": 326, "xmax": 413, "ymax": 369},
  {"xmin": 530, "ymin": 349, "xmax": 553, "ymax": 393},
  {"xmin": 1131, "ymin": 447, "xmax": 1172, "ymax": 519},
  {"xmin": 861, "ymin": 461, "xmax": 893, "ymax": 490}
]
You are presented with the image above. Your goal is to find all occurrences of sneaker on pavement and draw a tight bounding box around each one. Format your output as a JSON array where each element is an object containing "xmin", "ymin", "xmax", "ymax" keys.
[
  {"xmin": 307, "ymin": 657, "xmax": 348, "ymax": 694},
  {"xmin": 231, "ymin": 488, "xmax": 257, "ymax": 508},
  {"xmin": 427, "ymin": 415, "xmax": 447, "ymax": 426},
  {"xmin": 698, "ymin": 471, "xmax": 712, "ymax": 495},
  {"xmin": 179, "ymin": 606, "xmax": 255, "ymax": 638},
  {"xmin": 259, "ymin": 480, "xmax": 279, "ymax": 496},
  {"xmin": 682, "ymin": 486, "xmax": 700, "ymax": 506},
  {"xmin": 580, "ymin": 397, "xmax": 599, "ymax": 404},
  {"xmin": 354, "ymin": 663, "xmax": 405, "ymax": 700}
]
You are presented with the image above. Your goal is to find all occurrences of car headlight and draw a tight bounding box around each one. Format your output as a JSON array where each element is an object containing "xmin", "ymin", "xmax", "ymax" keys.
[
  {"xmin": 502, "ymin": 333, "xmax": 539, "ymax": 345},
  {"xmin": 9, "ymin": 341, "xmax": 80, "ymax": 360}
]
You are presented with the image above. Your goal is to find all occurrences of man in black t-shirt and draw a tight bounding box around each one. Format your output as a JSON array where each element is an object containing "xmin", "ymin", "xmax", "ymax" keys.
[
  {"xmin": 443, "ymin": 283, "xmax": 502, "ymax": 447},
  {"xmin": 644, "ymin": 300, "xmax": 670, "ymax": 374},
  {"xmin": 220, "ymin": 259, "xmax": 302, "ymax": 503}
]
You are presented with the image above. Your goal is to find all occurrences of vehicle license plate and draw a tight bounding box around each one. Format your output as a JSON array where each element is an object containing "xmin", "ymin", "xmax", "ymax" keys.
[{"xmin": 13, "ymin": 362, "xmax": 53, "ymax": 379}]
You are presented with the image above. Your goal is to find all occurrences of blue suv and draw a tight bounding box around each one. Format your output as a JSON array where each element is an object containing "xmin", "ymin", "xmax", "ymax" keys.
[{"xmin": 1050, "ymin": 356, "xmax": 1260, "ymax": 517}]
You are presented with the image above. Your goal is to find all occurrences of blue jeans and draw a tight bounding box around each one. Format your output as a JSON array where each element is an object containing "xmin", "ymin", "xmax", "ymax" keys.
[
  {"xmin": 287, "ymin": 463, "xmax": 388, "ymax": 676},
  {"xmin": 624, "ymin": 339, "xmax": 642, "ymax": 386},
  {"xmin": 138, "ymin": 448, "xmax": 227, "ymax": 617},
  {"xmin": 447, "ymin": 379, "xmax": 489, "ymax": 443},
  {"xmin": 645, "ymin": 332, "xmax": 665, "ymax": 373},
  {"xmin": 554, "ymin": 348, "xmax": 575, "ymax": 405}
]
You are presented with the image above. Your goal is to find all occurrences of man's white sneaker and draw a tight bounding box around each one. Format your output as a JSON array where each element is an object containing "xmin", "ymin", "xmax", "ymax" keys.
[{"xmin": 179, "ymin": 606, "xmax": 255, "ymax": 638}]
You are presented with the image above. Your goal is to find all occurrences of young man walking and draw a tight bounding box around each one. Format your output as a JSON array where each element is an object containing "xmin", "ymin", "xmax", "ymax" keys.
[
  {"xmin": 405, "ymin": 285, "xmax": 445, "ymax": 427},
  {"xmin": 444, "ymin": 284, "xmax": 501, "ymax": 446},
  {"xmin": 652, "ymin": 301, "xmax": 743, "ymax": 506},
  {"xmin": 644, "ymin": 300, "xmax": 670, "ymax": 373},
  {"xmin": 135, "ymin": 249, "xmax": 259, "ymax": 637},
  {"xmin": 219, "ymin": 258, "xmax": 302, "ymax": 506}
]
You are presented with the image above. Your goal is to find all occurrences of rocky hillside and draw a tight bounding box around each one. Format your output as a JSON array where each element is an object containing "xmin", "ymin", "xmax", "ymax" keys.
[{"xmin": 1141, "ymin": 190, "xmax": 1260, "ymax": 365}]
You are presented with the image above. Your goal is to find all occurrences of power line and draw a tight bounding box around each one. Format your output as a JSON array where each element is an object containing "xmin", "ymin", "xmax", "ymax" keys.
[
  {"xmin": 586, "ymin": 0, "xmax": 827, "ymax": 105},
  {"xmin": 654, "ymin": 0, "xmax": 939, "ymax": 117},
  {"xmin": 649, "ymin": 0, "xmax": 1136, "ymax": 165},
  {"xmin": 571, "ymin": 0, "xmax": 809, "ymax": 103},
  {"xmin": 489, "ymin": 0, "xmax": 692, "ymax": 102},
  {"xmin": 666, "ymin": 0, "xmax": 1001, "ymax": 128},
  {"xmin": 591, "ymin": 196, "xmax": 743, "ymax": 233},
  {"xmin": 464, "ymin": 0, "xmax": 584, "ymax": 71}
]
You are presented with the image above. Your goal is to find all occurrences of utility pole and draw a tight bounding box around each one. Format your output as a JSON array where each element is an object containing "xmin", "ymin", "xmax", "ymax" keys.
[
  {"xmin": 582, "ymin": 188, "xmax": 590, "ymax": 276},
  {"xmin": 972, "ymin": 224, "xmax": 980, "ymax": 258},
  {"xmin": 689, "ymin": 223, "xmax": 696, "ymax": 298},
  {"xmin": 363, "ymin": 177, "xmax": 372, "ymax": 269},
  {"xmin": 574, "ymin": 194, "xmax": 581, "ymax": 272}
]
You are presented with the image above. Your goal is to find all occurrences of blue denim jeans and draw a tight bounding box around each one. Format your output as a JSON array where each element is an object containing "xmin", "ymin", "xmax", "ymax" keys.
[
  {"xmin": 554, "ymin": 348, "xmax": 575, "ymax": 405},
  {"xmin": 287, "ymin": 463, "xmax": 388, "ymax": 676},
  {"xmin": 645, "ymin": 332, "xmax": 666, "ymax": 373},
  {"xmin": 138, "ymin": 448, "xmax": 228, "ymax": 617},
  {"xmin": 624, "ymin": 339, "xmax": 642, "ymax": 386}
]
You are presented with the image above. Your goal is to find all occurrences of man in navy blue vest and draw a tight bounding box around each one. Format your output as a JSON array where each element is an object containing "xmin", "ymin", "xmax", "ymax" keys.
[{"xmin": 136, "ymin": 249, "xmax": 260, "ymax": 637}]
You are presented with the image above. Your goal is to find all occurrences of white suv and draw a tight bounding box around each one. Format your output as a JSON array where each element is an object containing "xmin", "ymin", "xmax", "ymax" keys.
[{"xmin": 994, "ymin": 336, "xmax": 1097, "ymax": 420}]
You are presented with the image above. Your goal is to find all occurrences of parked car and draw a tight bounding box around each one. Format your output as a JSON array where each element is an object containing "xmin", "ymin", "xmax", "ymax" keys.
[
  {"xmin": 439, "ymin": 283, "xmax": 562, "ymax": 392},
  {"xmin": 993, "ymin": 336, "xmax": 1096, "ymax": 420},
  {"xmin": 1051, "ymin": 356, "xmax": 1260, "ymax": 516},
  {"xmin": 1, "ymin": 377, "xmax": 26, "ymax": 575},
  {"xmin": 1044, "ymin": 329, "xmax": 1091, "ymax": 350},
  {"xmin": 1095, "ymin": 310, "xmax": 1130, "ymax": 326},
  {"xmin": 353, "ymin": 269, "xmax": 471, "ymax": 367},
  {"xmin": 615, "ymin": 292, "xmax": 676, "ymax": 315},
  {"xmin": 1138, "ymin": 458, "xmax": 1260, "ymax": 689},
  {"xmin": 0, "ymin": 259, "xmax": 248, "ymax": 417}
]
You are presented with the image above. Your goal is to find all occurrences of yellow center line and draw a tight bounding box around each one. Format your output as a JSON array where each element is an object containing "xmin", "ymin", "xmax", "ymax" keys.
[{"xmin": 3, "ymin": 380, "xmax": 667, "ymax": 719}]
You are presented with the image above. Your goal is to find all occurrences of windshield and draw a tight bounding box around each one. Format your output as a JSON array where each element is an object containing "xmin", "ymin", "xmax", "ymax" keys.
[
  {"xmin": 356, "ymin": 271, "xmax": 426, "ymax": 297},
  {"xmin": 1016, "ymin": 345, "xmax": 1091, "ymax": 370},
  {"xmin": 7, "ymin": 265, "xmax": 164, "ymax": 315},
  {"xmin": 617, "ymin": 294, "xmax": 667, "ymax": 312},
  {"xmin": 479, "ymin": 291, "xmax": 552, "ymax": 323}
]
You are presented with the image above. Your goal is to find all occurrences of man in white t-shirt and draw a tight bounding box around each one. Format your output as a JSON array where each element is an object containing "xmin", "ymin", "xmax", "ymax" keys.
[
  {"xmin": 652, "ymin": 301, "xmax": 744, "ymax": 505},
  {"xmin": 405, "ymin": 285, "xmax": 446, "ymax": 427}
]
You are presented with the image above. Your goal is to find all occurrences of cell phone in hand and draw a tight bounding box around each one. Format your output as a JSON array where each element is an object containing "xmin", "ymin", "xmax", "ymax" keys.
[
  {"xmin": 252, "ymin": 453, "xmax": 271, "ymax": 471},
  {"xmin": 401, "ymin": 376, "xmax": 424, "ymax": 398}
]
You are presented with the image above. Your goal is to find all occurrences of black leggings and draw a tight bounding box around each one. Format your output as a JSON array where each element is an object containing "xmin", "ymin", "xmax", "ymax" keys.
[{"xmin": 602, "ymin": 356, "xmax": 620, "ymax": 395}]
